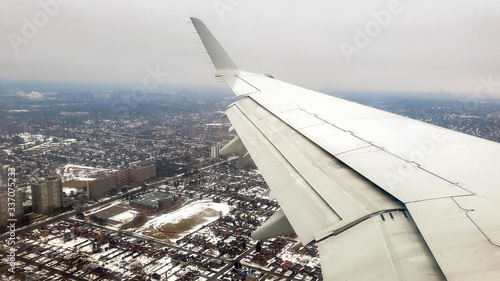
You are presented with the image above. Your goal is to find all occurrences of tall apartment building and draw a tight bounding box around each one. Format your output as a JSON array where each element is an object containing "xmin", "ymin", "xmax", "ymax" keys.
[
  {"xmin": 131, "ymin": 165, "xmax": 156, "ymax": 183},
  {"xmin": 0, "ymin": 165, "xmax": 24, "ymax": 226},
  {"xmin": 31, "ymin": 176, "xmax": 63, "ymax": 214},
  {"xmin": 211, "ymin": 145, "xmax": 221, "ymax": 159},
  {"xmin": 87, "ymin": 174, "xmax": 117, "ymax": 200}
]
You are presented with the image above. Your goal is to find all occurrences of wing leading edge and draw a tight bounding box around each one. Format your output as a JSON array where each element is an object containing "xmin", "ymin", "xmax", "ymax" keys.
[{"xmin": 190, "ymin": 18, "xmax": 500, "ymax": 280}]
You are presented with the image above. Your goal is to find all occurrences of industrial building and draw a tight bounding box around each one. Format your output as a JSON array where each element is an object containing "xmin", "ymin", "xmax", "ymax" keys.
[{"xmin": 129, "ymin": 191, "xmax": 176, "ymax": 212}]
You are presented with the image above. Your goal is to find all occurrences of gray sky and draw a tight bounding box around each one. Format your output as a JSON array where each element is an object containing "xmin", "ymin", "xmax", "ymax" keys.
[{"xmin": 1, "ymin": 0, "xmax": 499, "ymax": 94}]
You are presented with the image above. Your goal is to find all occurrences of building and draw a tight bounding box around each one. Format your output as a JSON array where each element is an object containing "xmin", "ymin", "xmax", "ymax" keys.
[
  {"xmin": 211, "ymin": 145, "xmax": 221, "ymax": 159},
  {"xmin": 117, "ymin": 165, "xmax": 156, "ymax": 186},
  {"xmin": 87, "ymin": 174, "xmax": 117, "ymax": 200},
  {"xmin": 129, "ymin": 191, "xmax": 175, "ymax": 212},
  {"xmin": 115, "ymin": 169, "xmax": 132, "ymax": 186},
  {"xmin": 487, "ymin": 113, "xmax": 500, "ymax": 119},
  {"xmin": 131, "ymin": 165, "xmax": 156, "ymax": 183},
  {"xmin": 31, "ymin": 176, "xmax": 63, "ymax": 214}
]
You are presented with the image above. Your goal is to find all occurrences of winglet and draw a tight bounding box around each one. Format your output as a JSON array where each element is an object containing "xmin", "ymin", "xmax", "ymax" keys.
[{"xmin": 190, "ymin": 17, "xmax": 240, "ymax": 76}]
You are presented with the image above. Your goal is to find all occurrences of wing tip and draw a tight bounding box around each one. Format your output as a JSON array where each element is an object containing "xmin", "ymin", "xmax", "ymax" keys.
[{"xmin": 190, "ymin": 17, "xmax": 240, "ymax": 76}]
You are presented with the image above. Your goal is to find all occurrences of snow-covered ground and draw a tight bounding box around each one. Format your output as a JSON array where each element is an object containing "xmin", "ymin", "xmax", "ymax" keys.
[
  {"xmin": 63, "ymin": 187, "xmax": 83, "ymax": 195},
  {"xmin": 47, "ymin": 236, "xmax": 87, "ymax": 248},
  {"xmin": 142, "ymin": 200, "xmax": 230, "ymax": 227},
  {"xmin": 59, "ymin": 163, "xmax": 113, "ymax": 182},
  {"xmin": 280, "ymin": 250, "xmax": 321, "ymax": 269},
  {"xmin": 109, "ymin": 209, "xmax": 139, "ymax": 224},
  {"xmin": 137, "ymin": 199, "xmax": 232, "ymax": 240},
  {"xmin": 85, "ymin": 200, "xmax": 125, "ymax": 216}
]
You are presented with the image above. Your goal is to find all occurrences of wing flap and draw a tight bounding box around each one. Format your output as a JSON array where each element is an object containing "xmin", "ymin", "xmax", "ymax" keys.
[
  {"xmin": 318, "ymin": 210, "xmax": 446, "ymax": 281},
  {"xmin": 226, "ymin": 97, "xmax": 402, "ymax": 244},
  {"xmin": 407, "ymin": 198, "xmax": 500, "ymax": 281},
  {"xmin": 225, "ymin": 100, "xmax": 342, "ymax": 245}
]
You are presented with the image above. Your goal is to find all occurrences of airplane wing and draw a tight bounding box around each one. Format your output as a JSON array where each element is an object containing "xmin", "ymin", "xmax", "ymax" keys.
[{"xmin": 190, "ymin": 18, "xmax": 500, "ymax": 281}]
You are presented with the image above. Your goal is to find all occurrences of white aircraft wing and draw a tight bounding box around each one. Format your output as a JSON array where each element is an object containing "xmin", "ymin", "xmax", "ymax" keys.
[{"xmin": 191, "ymin": 18, "xmax": 500, "ymax": 281}]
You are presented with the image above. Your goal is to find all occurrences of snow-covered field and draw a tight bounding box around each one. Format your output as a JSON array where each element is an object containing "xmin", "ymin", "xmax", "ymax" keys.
[
  {"xmin": 137, "ymin": 199, "xmax": 232, "ymax": 240},
  {"xmin": 109, "ymin": 209, "xmax": 139, "ymax": 224},
  {"xmin": 59, "ymin": 163, "xmax": 113, "ymax": 182}
]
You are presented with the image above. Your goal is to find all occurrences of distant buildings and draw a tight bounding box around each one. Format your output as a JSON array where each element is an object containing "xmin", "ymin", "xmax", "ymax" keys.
[
  {"xmin": 131, "ymin": 165, "xmax": 156, "ymax": 183},
  {"xmin": 487, "ymin": 113, "xmax": 500, "ymax": 119},
  {"xmin": 93, "ymin": 92, "xmax": 111, "ymax": 99},
  {"xmin": 31, "ymin": 176, "xmax": 63, "ymax": 214},
  {"xmin": 87, "ymin": 174, "xmax": 117, "ymax": 200}
]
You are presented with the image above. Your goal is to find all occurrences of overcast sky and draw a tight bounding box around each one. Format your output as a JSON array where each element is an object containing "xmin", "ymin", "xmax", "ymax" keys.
[{"xmin": 1, "ymin": 0, "xmax": 499, "ymax": 94}]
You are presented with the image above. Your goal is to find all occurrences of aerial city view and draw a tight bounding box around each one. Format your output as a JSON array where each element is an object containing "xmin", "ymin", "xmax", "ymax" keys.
[
  {"xmin": 1, "ymin": 82, "xmax": 499, "ymax": 281},
  {"xmin": 1, "ymin": 1, "xmax": 500, "ymax": 281},
  {"xmin": 0, "ymin": 87, "xmax": 323, "ymax": 280}
]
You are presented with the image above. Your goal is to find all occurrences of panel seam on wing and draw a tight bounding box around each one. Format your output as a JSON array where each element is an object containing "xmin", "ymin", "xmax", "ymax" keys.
[
  {"xmin": 451, "ymin": 196, "xmax": 500, "ymax": 248},
  {"xmin": 229, "ymin": 103, "xmax": 339, "ymax": 218},
  {"xmin": 255, "ymin": 102, "xmax": 476, "ymax": 199},
  {"xmin": 314, "ymin": 208, "xmax": 407, "ymax": 242}
]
